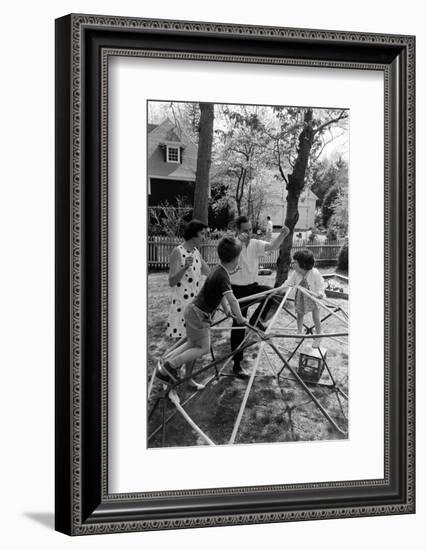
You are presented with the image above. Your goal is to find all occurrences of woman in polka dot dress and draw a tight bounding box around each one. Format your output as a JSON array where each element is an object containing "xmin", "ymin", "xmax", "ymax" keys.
[
  {"xmin": 166, "ymin": 220, "xmax": 210, "ymax": 389},
  {"xmin": 166, "ymin": 219, "xmax": 210, "ymax": 338}
]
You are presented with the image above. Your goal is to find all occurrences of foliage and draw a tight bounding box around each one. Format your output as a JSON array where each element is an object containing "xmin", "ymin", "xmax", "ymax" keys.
[
  {"xmin": 308, "ymin": 229, "xmax": 318, "ymax": 243},
  {"xmin": 148, "ymin": 197, "xmax": 192, "ymax": 237},
  {"xmin": 148, "ymin": 102, "xmax": 349, "ymax": 275},
  {"xmin": 208, "ymin": 181, "xmax": 231, "ymax": 229},
  {"xmin": 310, "ymin": 160, "xmax": 336, "ymax": 203},
  {"xmin": 337, "ymin": 242, "xmax": 349, "ymax": 272},
  {"xmin": 314, "ymin": 207, "xmax": 323, "ymax": 228},
  {"xmin": 310, "ymin": 157, "xmax": 347, "ymax": 203},
  {"xmin": 326, "ymin": 227, "xmax": 338, "ymax": 241},
  {"xmin": 213, "ymin": 105, "xmax": 273, "ymax": 216},
  {"xmin": 329, "ymin": 185, "xmax": 349, "ymax": 237},
  {"xmin": 322, "ymin": 184, "xmax": 340, "ymax": 227},
  {"xmin": 269, "ymin": 108, "xmax": 348, "ymax": 285},
  {"xmin": 271, "ymin": 108, "xmax": 349, "ymax": 189}
]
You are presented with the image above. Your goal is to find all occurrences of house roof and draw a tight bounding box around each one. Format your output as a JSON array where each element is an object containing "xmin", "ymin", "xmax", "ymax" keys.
[
  {"xmin": 304, "ymin": 188, "xmax": 318, "ymax": 200},
  {"xmin": 148, "ymin": 118, "xmax": 197, "ymax": 181}
]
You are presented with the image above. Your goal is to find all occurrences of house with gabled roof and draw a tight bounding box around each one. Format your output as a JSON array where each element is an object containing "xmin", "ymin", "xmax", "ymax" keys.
[
  {"xmin": 148, "ymin": 118, "xmax": 317, "ymax": 230},
  {"xmin": 265, "ymin": 186, "xmax": 318, "ymax": 231},
  {"xmin": 148, "ymin": 118, "xmax": 198, "ymax": 206}
]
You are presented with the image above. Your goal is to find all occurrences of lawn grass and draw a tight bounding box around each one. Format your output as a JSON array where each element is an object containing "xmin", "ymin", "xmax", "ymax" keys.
[{"xmin": 147, "ymin": 270, "xmax": 349, "ymax": 448}]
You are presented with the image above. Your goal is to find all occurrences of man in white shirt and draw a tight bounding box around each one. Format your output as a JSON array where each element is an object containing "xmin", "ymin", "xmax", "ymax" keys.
[{"xmin": 230, "ymin": 215, "xmax": 290, "ymax": 378}]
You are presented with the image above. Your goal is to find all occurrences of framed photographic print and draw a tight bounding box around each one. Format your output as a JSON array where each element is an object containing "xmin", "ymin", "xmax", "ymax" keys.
[{"xmin": 55, "ymin": 14, "xmax": 415, "ymax": 535}]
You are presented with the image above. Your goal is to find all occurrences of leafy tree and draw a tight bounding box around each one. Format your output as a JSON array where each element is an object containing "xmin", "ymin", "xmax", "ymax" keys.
[
  {"xmin": 213, "ymin": 105, "xmax": 272, "ymax": 216},
  {"xmin": 148, "ymin": 197, "xmax": 192, "ymax": 237},
  {"xmin": 270, "ymin": 107, "xmax": 348, "ymax": 285},
  {"xmin": 208, "ymin": 182, "xmax": 231, "ymax": 229},
  {"xmin": 322, "ymin": 184, "xmax": 340, "ymax": 227},
  {"xmin": 329, "ymin": 185, "xmax": 349, "ymax": 237},
  {"xmin": 337, "ymin": 242, "xmax": 349, "ymax": 273},
  {"xmin": 310, "ymin": 159, "xmax": 338, "ymax": 204}
]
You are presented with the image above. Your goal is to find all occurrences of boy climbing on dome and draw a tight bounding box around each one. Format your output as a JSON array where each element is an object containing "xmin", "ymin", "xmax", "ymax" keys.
[{"xmin": 157, "ymin": 236, "xmax": 247, "ymax": 386}]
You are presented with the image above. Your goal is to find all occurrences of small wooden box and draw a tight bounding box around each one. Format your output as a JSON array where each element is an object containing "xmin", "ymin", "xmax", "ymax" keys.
[{"xmin": 298, "ymin": 348, "xmax": 327, "ymax": 383}]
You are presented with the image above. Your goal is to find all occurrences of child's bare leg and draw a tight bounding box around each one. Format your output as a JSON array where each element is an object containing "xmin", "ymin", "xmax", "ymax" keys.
[
  {"xmin": 185, "ymin": 360, "xmax": 195, "ymax": 379},
  {"xmin": 166, "ymin": 341, "xmax": 190, "ymax": 362},
  {"xmin": 157, "ymin": 343, "xmax": 198, "ymax": 384},
  {"xmin": 158, "ymin": 339, "xmax": 209, "ymax": 385},
  {"xmin": 164, "ymin": 336, "xmax": 186, "ymax": 360},
  {"xmin": 185, "ymin": 360, "xmax": 205, "ymax": 390},
  {"xmin": 169, "ymin": 345, "xmax": 208, "ymax": 369},
  {"xmin": 312, "ymin": 307, "xmax": 322, "ymax": 347}
]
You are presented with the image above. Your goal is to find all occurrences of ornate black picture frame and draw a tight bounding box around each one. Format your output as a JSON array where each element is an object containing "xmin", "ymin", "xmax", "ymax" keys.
[{"xmin": 55, "ymin": 14, "xmax": 415, "ymax": 535}]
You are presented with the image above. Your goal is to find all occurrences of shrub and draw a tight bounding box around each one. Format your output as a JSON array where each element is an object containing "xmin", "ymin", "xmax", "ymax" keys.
[
  {"xmin": 322, "ymin": 184, "xmax": 339, "ymax": 227},
  {"xmin": 308, "ymin": 229, "xmax": 317, "ymax": 243},
  {"xmin": 326, "ymin": 227, "xmax": 338, "ymax": 241},
  {"xmin": 337, "ymin": 242, "xmax": 348, "ymax": 273}
]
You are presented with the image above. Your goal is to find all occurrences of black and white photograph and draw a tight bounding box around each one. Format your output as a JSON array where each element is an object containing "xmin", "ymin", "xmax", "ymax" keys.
[
  {"xmin": 147, "ymin": 100, "xmax": 350, "ymax": 448},
  {"xmin": 0, "ymin": 0, "xmax": 418, "ymax": 544}
]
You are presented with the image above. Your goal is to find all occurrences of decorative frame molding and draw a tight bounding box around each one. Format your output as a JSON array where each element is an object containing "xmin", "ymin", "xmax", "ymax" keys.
[{"xmin": 55, "ymin": 14, "xmax": 415, "ymax": 535}]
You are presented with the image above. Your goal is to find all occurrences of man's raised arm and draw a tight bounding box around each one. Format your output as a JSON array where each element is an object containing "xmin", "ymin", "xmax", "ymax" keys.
[{"xmin": 264, "ymin": 225, "xmax": 290, "ymax": 252}]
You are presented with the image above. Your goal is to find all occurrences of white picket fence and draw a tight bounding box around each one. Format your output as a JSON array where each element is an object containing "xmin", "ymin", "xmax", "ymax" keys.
[{"xmin": 148, "ymin": 236, "xmax": 345, "ymax": 270}]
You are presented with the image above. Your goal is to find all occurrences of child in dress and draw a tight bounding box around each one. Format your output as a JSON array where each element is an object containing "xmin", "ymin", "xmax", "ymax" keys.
[
  {"xmin": 157, "ymin": 236, "xmax": 247, "ymax": 385},
  {"xmin": 283, "ymin": 249, "xmax": 326, "ymax": 347}
]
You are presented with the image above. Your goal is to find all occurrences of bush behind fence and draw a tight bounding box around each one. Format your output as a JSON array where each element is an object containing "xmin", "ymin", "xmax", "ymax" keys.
[{"xmin": 148, "ymin": 236, "xmax": 345, "ymax": 271}]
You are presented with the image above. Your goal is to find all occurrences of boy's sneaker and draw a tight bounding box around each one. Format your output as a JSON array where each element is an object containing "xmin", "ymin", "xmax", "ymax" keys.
[
  {"xmin": 187, "ymin": 379, "xmax": 205, "ymax": 391},
  {"xmin": 156, "ymin": 360, "xmax": 180, "ymax": 384}
]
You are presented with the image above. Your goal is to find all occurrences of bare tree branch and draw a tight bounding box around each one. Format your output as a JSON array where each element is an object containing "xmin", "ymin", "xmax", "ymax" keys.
[
  {"xmin": 313, "ymin": 110, "xmax": 348, "ymax": 135},
  {"xmin": 275, "ymin": 139, "xmax": 289, "ymax": 185},
  {"xmin": 312, "ymin": 130, "xmax": 348, "ymax": 162},
  {"xmin": 169, "ymin": 102, "xmax": 183, "ymax": 137}
]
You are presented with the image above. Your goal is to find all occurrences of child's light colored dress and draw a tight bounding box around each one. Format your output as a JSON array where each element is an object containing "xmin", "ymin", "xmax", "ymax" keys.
[
  {"xmin": 166, "ymin": 244, "xmax": 203, "ymax": 338},
  {"xmin": 285, "ymin": 268, "xmax": 326, "ymax": 315}
]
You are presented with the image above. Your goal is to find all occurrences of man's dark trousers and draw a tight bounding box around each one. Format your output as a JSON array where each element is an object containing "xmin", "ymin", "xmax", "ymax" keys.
[{"xmin": 230, "ymin": 283, "xmax": 274, "ymax": 368}]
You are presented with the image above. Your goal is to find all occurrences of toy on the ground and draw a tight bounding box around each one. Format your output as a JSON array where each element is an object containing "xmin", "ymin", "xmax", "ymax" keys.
[{"xmin": 298, "ymin": 347, "xmax": 327, "ymax": 383}]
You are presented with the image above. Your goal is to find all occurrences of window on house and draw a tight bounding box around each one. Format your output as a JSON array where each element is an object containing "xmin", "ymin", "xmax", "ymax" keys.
[{"xmin": 166, "ymin": 146, "xmax": 180, "ymax": 163}]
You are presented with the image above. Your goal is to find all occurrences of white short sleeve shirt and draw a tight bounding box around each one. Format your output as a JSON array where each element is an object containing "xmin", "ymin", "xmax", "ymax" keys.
[
  {"xmin": 230, "ymin": 238, "xmax": 269, "ymax": 286},
  {"xmin": 284, "ymin": 267, "xmax": 326, "ymax": 296}
]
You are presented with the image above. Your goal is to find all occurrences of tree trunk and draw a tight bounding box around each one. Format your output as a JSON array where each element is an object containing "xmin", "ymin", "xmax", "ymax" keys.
[
  {"xmin": 235, "ymin": 167, "xmax": 246, "ymax": 217},
  {"xmin": 275, "ymin": 109, "xmax": 315, "ymax": 286},
  {"xmin": 247, "ymin": 183, "xmax": 252, "ymax": 220},
  {"xmin": 193, "ymin": 103, "xmax": 214, "ymax": 224}
]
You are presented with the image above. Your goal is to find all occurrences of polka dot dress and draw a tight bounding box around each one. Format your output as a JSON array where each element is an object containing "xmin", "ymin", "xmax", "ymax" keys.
[{"xmin": 166, "ymin": 244, "xmax": 203, "ymax": 338}]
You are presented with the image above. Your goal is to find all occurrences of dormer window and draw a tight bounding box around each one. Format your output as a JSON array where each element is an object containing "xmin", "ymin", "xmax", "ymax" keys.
[{"xmin": 166, "ymin": 145, "xmax": 180, "ymax": 163}]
